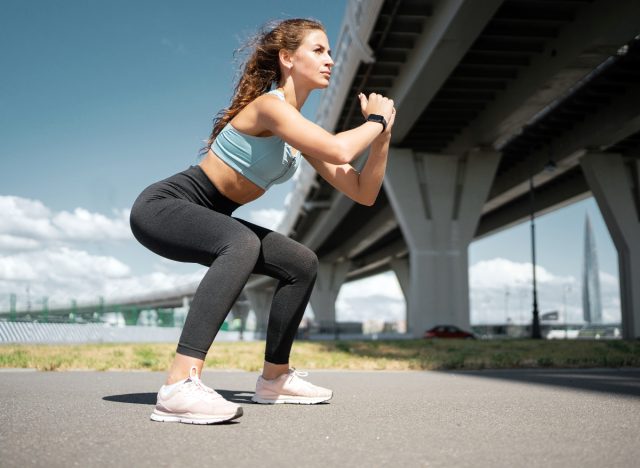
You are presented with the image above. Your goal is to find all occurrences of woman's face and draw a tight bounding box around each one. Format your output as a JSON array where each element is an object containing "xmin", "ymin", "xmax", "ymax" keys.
[{"xmin": 287, "ymin": 29, "xmax": 334, "ymax": 89}]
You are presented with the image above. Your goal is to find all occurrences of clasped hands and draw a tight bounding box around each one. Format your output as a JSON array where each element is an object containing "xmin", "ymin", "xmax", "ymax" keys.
[{"xmin": 358, "ymin": 92, "xmax": 396, "ymax": 137}]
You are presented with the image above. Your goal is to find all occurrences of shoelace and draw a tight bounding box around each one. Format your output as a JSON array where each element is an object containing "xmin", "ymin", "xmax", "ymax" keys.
[
  {"xmin": 181, "ymin": 370, "xmax": 218, "ymax": 397},
  {"xmin": 289, "ymin": 367, "xmax": 309, "ymax": 377},
  {"xmin": 287, "ymin": 367, "xmax": 312, "ymax": 386}
]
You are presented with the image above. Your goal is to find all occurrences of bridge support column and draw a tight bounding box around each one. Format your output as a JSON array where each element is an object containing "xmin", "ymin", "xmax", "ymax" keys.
[
  {"xmin": 383, "ymin": 148, "xmax": 500, "ymax": 337},
  {"xmin": 390, "ymin": 257, "xmax": 410, "ymax": 301},
  {"xmin": 310, "ymin": 261, "xmax": 350, "ymax": 332},
  {"xmin": 245, "ymin": 288, "xmax": 272, "ymax": 335},
  {"xmin": 580, "ymin": 152, "xmax": 640, "ymax": 339},
  {"xmin": 231, "ymin": 294, "xmax": 250, "ymax": 339}
]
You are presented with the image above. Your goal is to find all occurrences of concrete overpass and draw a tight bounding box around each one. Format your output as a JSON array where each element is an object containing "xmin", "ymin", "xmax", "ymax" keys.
[{"xmin": 246, "ymin": 0, "xmax": 640, "ymax": 339}]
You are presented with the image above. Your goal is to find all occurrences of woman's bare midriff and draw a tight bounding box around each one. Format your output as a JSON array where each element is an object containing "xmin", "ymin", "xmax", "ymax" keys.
[
  {"xmin": 198, "ymin": 149, "xmax": 266, "ymax": 205},
  {"xmin": 198, "ymin": 94, "xmax": 288, "ymax": 205}
]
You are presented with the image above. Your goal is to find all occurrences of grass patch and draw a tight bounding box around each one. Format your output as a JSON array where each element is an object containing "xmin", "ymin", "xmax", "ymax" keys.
[{"xmin": 0, "ymin": 339, "xmax": 639, "ymax": 371}]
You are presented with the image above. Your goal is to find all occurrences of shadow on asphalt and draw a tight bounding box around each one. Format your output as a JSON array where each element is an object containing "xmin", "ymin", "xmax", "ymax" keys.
[
  {"xmin": 444, "ymin": 368, "xmax": 640, "ymax": 398},
  {"xmin": 103, "ymin": 390, "xmax": 257, "ymax": 405},
  {"xmin": 103, "ymin": 390, "xmax": 333, "ymax": 406}
]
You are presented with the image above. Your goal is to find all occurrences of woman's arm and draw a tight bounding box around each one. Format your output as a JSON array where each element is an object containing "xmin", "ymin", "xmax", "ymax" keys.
[
  {"xmin": 303, "ymin": 132, "xmax": 391, "ymax": 206},
  {"xmin": 257, "ymin": 93, "xmax": 393, "ymax": 165},
  {"xmin": 356, "ymin": 133, "xmax": 390, "ymax": 206},
  {"xmin": 303, "ymin": 103, "xmax": 396, "ymax": 206}
]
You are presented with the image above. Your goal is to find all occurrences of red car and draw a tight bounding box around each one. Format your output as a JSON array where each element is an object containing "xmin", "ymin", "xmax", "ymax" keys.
[{"xmin": 424, "ymin": 325, "xmax": 476, "ymax": 339}]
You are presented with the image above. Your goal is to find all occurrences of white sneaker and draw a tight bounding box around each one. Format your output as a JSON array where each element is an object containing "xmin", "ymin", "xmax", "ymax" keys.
[
  {"xmin": 150, "ymin": 366, "xmax": 243, "ymax": 424},
  {"xmin": 251, "ymin": 368, "xmax": 333, "ymax": 404}
]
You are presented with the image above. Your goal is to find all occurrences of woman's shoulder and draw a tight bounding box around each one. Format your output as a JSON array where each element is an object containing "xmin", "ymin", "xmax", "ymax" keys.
[
  {"xmin": 252, "ymin": 90, "xmax": 298, "ymax": 122},
  {"xmin": 253, "ymin": 90, "xmax": 285, "ymax": 109},
  {"xmin": 264, "ymin": 89, "xmax": 285, "ymax": 101}
]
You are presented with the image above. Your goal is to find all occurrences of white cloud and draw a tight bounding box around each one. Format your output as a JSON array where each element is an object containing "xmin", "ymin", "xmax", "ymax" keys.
[
  {"xmin": 101, "ymin": 269, "xmax": 206, "ymax": 302},
  {"xmin": 0, "ymin": 247, "xmax": 130, "ymax": 283},
  {"xmin": 0, "ymin": 245, "xmax": 205, "ymax": 310},
  {"xmin": 248, "ymin": 208, "xmax": 285, "ymax": 231},
  {"xmin": 0, "ymin": 196, "xmax": 57, "ymax": 239},
  {"xmin": 0, "ymin": 234, "xmax": 41, "ymax": 251},
  {"xmin": 470, "ymin": 257, "xmax": 569, "ymax": 289},
  {"xmin": 336, "ymin": 271, "xmax": 405, "ymax": 322},
  {"xmin": 0, "ymin": 195, "xmax": 132, "ymax": 253},
  {"xmin": 469, "ymin": 258, "xmax": 619, "ymax": 325},
  {"xmin": 52, "ymin": 207, "xmax": 131, "ymax": 241}
]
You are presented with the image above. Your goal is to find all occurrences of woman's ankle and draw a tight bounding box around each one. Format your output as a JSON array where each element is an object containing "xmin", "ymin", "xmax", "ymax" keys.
[
  {"xmin": 165, "ymin": 352, "xmax": 205, "ymax": 385},
  {"xmin": 262, "ymin": 360, "xmax": 290, "ymax": 380},
  {"xmin": 165, "ymin": 374, "xmax": 188, "ymax": 385}
]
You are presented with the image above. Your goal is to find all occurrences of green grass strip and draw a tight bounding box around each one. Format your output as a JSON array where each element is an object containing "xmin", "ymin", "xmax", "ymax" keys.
[{"xmin": 1, "ymin": 339, "xmax": 639, "ymax": 372}]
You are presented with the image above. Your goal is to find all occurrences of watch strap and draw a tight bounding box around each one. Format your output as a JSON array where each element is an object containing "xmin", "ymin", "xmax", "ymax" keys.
[{"xmin": 366, "ymin": 114, "xmax": 387, "ymax": 133}]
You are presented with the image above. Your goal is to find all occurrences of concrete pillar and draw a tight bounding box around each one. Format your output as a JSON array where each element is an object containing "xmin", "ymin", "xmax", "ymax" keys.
[
  {"xmin": 580, "ymin": 152, "xmax": 640, "ymax": 339},
  {"xmin": 310, "ymin": 261, "xmax": 350, "ymax": 332},
  {"xmin": 231, "ymin": 293, "xmax": 250, "ymax": 339},
  {"xmin": 245, "ymin": 288, "xmax": 272, "ymax": 335},
  {"xmin": 390, "ymin": 257, "xmax": 410, "ymax": 301},
  {"xmin": 176, "ymin": 296, "xmax": 190, "ymax": 327},
  {"xmin": 383, "ymin": 148, "xmax": 500, "ymax": 337}
]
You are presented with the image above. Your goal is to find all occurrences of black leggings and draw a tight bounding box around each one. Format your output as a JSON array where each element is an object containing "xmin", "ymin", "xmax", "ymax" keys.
[{"xmin": 129, "ymin": 165, "xmax": 318, "ymax": 364}]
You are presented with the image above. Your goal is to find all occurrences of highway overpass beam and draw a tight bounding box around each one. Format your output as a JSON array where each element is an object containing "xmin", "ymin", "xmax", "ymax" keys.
[
  {"xmin": 245, "ymin": 288, "xmax": 272, "ymax": 335},
  {"xmin": 310, "ymin": 261, "xmax": 350, "ymax": 332},
  {"xmin": 580, "ymin": 152, "xmax": 640, "ymax": 339},
  {"xmin": 384, "ymin": 148, "xmax": 500, "ymax": 337}
]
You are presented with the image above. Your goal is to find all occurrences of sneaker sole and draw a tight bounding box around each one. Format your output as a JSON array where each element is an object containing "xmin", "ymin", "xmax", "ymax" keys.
[
  {"xmin": 251, "ymin": 394, "xmax": 332, "ymax": 405},
  {"xmin": 150, "ymin": 406, "xmax": 243, "ymax": 424}
]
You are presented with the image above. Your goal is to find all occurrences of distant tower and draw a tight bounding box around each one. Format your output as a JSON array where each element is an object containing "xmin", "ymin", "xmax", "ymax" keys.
[{"xmin": 582, "ymin": 214, "xmax": 602, "ymax": 323}]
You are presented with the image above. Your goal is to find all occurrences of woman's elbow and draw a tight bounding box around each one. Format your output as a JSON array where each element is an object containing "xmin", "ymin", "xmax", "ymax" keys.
[
  {"xmin": 356, "ymin": 194, "xmax": 375, "ymax": 207},
  {"xmin": 327, "ymin": 139, "xmax": 350, "ymax": 165}
]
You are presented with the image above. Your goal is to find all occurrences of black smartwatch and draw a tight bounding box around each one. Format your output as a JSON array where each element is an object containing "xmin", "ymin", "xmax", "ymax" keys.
[{"xmin": 366, "ymin": 114, "xmax": 387, "ymax": 133}]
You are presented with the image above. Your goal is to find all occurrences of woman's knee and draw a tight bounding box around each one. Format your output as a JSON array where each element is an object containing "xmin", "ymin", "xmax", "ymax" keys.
[
  {"xmin": 220, "ymin": 226, "xmax": 261, "ymax": 261},
  {"xmin": 292, "ymin": 245, "xmax": 318, "ymax": 282}
]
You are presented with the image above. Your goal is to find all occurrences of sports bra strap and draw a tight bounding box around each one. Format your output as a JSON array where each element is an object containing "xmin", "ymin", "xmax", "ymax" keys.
[{"xmin": 267, "ymin": 89, "xmax": 285, "ymax": 101}]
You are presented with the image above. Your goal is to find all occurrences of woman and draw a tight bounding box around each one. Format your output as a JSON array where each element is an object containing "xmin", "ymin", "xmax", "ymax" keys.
[{"xmin": 130, "ymin": 18, "xmax": 396, "ymax": 424}]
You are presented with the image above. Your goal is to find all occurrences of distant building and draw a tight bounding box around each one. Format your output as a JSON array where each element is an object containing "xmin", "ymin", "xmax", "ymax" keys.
[{"xmin": 582, "ymin": 214, "xmax": 602, "ymax": 323}]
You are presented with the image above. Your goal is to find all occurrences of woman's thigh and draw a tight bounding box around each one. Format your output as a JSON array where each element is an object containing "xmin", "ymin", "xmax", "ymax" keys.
[
  {"xmin": 232, "ymin": 217, "xmax": 318, "ymax": 281},
  {"xmin": 130, "ymin": 197, "xmax": 260, "ymax": 266}
]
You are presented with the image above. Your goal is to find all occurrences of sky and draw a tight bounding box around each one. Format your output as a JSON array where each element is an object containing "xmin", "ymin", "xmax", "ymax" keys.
[{"xmin": 0, "ymin": 0, "xmax": 621, "ymax": 326}]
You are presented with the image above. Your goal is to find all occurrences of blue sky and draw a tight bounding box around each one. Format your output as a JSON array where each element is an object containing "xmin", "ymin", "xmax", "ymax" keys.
[{"xmin": 0, "ymin": 0, "xmax": 620, "ymax": 324}]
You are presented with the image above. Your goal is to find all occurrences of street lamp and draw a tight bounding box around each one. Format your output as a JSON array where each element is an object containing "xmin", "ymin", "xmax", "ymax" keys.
[
  {"xmin": 528, "ymin": 169, "xmax": 542, "ymax": 339},
  {"xmin": 527, "ymin": 144, "xmax": 557, "ymax": 339}
]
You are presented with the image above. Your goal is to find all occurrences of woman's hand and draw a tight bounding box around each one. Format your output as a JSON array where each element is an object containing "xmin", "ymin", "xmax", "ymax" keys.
[
  {"xmin": 381, "ymin": 106, "xmax": 396, "ymax": 137},
  {"xmin": 358, "ymin": 92, "xmax": 396, "ymax": 137}
]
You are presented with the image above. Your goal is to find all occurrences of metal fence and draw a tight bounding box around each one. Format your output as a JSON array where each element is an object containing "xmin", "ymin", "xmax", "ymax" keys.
[{"xmin": 0, "ymin": 322, "xmax": 255, "ymax": 344}]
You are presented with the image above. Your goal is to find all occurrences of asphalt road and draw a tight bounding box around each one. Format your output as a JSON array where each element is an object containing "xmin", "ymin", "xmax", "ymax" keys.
[{"xmin": 1, "ymin": 368, "xmax": 639, "ymax": 467}]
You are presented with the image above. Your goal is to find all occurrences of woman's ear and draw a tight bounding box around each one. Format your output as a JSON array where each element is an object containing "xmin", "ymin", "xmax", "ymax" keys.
[{"xmin": 279, "ymin": 49, "xmax": 293, "ymax": 70}]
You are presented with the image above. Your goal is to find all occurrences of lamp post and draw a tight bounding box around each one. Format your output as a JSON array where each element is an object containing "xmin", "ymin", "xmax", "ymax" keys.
[{"xmin": 528, "ymin": 173, "xmax": 542, "ymax": 339}]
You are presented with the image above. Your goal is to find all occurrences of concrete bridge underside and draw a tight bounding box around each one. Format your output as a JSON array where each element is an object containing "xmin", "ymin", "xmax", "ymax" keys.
[{"xmin": 246, "ymin": 0, "xmax": 640, "ymax": 339}]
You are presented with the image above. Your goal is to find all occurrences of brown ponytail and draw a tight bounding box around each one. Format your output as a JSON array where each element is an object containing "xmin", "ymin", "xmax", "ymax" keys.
[{"xmin": 198, "ymin": 18, "xmax": 325, "ymax": 157}]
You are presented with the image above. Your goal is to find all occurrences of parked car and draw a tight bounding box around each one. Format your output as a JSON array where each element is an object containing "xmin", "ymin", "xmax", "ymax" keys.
[{"xmin": 424, "ymin": 325, "xmax": 476, "ymax": 339}]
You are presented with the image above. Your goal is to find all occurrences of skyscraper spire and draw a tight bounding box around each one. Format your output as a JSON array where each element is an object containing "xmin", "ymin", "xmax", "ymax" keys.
[{"xmin": 582, "ymin": 213, "xmax": 602, "ymax": 323}]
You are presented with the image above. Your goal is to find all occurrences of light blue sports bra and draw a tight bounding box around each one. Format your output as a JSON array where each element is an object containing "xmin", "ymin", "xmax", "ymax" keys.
[{"xmin": 211, "ymin": 89, "xmax": 301, "ymax": 190}]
